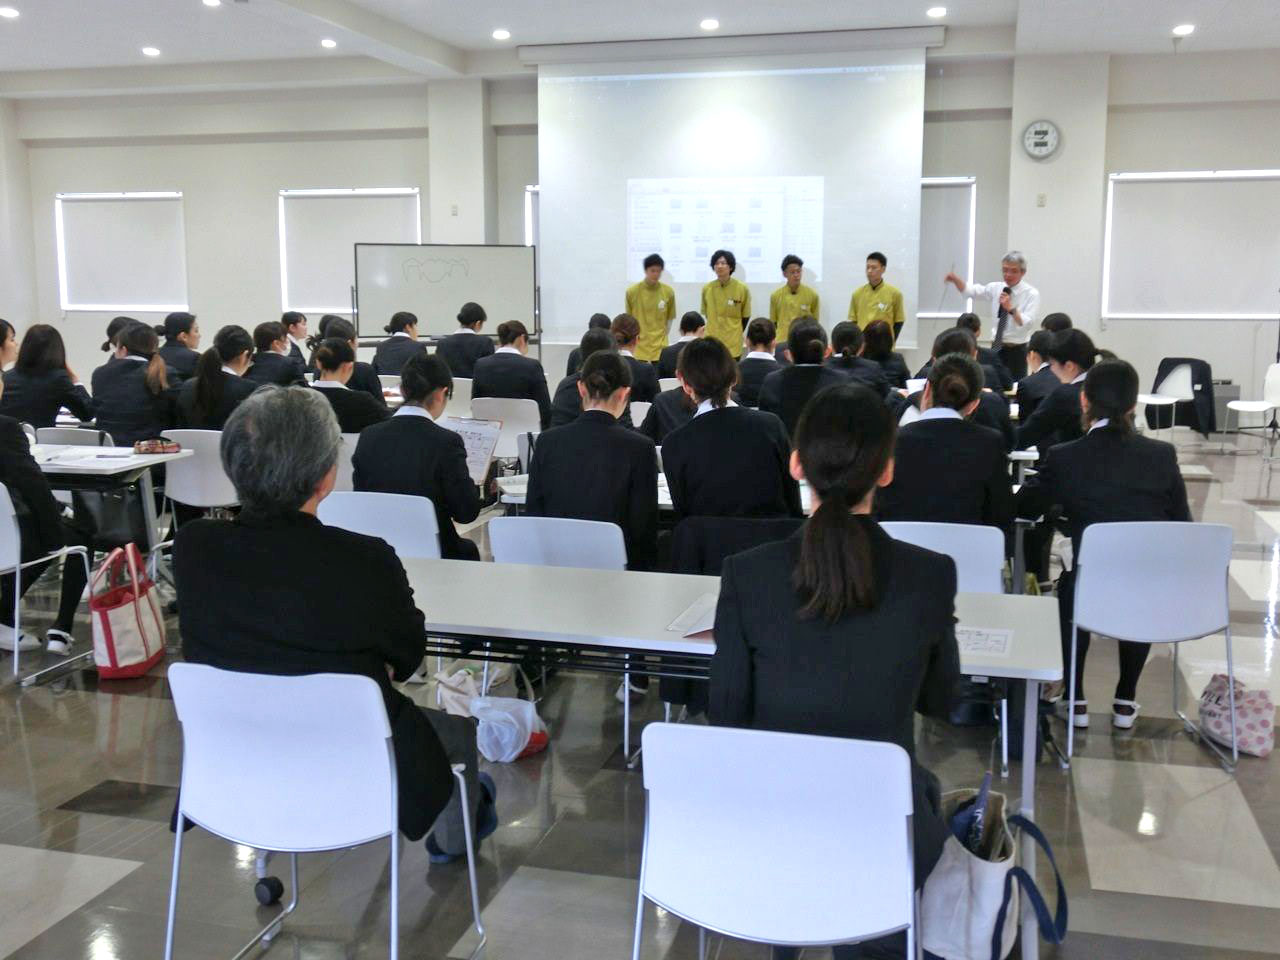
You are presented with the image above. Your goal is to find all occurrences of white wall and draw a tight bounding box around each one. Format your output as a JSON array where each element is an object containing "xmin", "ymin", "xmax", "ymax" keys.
[
  {"xmin": 0, "ymin": 100, "xmax": 36, "ymax": 325},
  {"xmin": 495, "ymin": 130, "xmax": 536, "ymax": 246}
]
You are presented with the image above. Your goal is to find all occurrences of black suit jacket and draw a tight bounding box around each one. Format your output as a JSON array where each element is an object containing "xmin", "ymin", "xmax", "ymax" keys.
[
  {"xmin": 352, "ymin": 414, "xmax": 481, "ymax": 560},
  {"xmin": 525, "ymin": 409, "xmax": 659, "ymax": 570},
  {"xmin": 905, "ymin": 389, "xmax": 1014, "ymax": 450},
  {"xmin": 915, "ymin": 357, "xmax": 1007, "ymax": 395},
  {"xmin": 89, "ymin": 359, "xmax": 174, "ymax": 447},
  {"xmin": 870, "ymin": 352, "xmax": 911, "ymax": 389},
  {"xmin": 662, "ymin": 406, "xmax": 801, "ymax": 520},
  {"xmin": 159, "ymin": 342, "xmax": 201, "ymax": 382},
  {"xmin": 175, "ymin": 372, "xmax": 258, "ymax": 430},
  {"xmin": 564, "ymin": 346, "xmax": 583, "ymax": 377},
  {"xmin": 1016, "ymin": 365, "xmax": 1058, "ymax": 422},
  {"xmin": 472, "ymin": 352, "xmax": 552, "ymax": 429},
  {"xmin": 174, "ymin": 510, "xmax": 452, "ymax": 841},
  {"xmin": 825, "ymin": 355, "xmax": 891, "ymax": 398},
  {"xmin": 348, "ymin": 361, "xmax": 388, "ymax": 408},
  {"xmin": 622, "ymin": 354, "xmax": 659, "ymax": 403},
  {"xmin": 758, "ymin": 364, "xmax": 849, "ymax": 437},
  {"xmin": 656, "ymin": 340, "xmax": 691, "ymax": 379},
  {"xmin": 434, "ymin": 331, "xmax": 493, "ymax": 379},
  {"xmin": 549, "ymin": 374, "xmax": 634, "ymax": 429},
  {"xmin": 709, "ymin": 522, "xmax": 960, "ymax": 879},
  {"xmin": 245, "ymin": 351, "xmax": 304, "ymax": 387},
  {"xmin": 288, "ymin": 340, "xmax": 307, "ymax": 379},
  {"xmin": 372, "ymin": 336, "xmax": 428, "ymax": 377},
  {"xmin": 1016, "ymin": 380, "xmax": 1083, "ymax": 451},
  {"xmin": 638, "ymin": 388, "xmax": 695, "ymax": 444},
  {"xmin": 0, "ymin": 368, "xmax": 95, "ymax": 428},
  {"xmin": 0, "ymin": 415, "xmax": 66, "ymax": 553},
  {"xmin": 312, "ymin": 384, "xmax": 391, "ymax": 434},
  {"xmin": 976, "ymin": 347, "xmax": 1014, "ymax": 391},
  {"xmin": 736, "ymin": 356, "xmax": 778, "ymax": 407},
  {"xmin": 877, "ymin": 416, "xmax": 1015, "ymax": 529}
]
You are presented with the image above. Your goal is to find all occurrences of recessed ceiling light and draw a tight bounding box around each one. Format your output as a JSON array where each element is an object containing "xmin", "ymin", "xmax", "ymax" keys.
[
  {"xmin": 0, "ymin": 7, "xmax": 20, "ymax": 19},
  {"xmin": 1172, "ymin": 23, "xmax": 1195, "ymax": 36},
  {"xmin": 491, "ymin": 28, "xmax": 511, "ymax": 41},
  {"xmin": 202, "ymin": 0, "xmax": 221, "ymax": 7},
  {"xmin": 700, "ymin": 18, "xmax": 719, "ymax": 31},
  {"xmin": 320, "ymin": 37, "xmax": 337, "ymax": 48},
  {"xmin": 926, "ymin": 6, "xmax": 947, "ymax": 17},
  {"xmin": 141, "ymin": 46, "xmax": 160, "ymax": 57}
]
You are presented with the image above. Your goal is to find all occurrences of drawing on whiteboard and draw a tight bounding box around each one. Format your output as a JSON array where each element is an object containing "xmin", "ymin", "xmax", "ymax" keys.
[{"xmin": 403, "ymin": 257, "xmax": 470, "ymax": 284}]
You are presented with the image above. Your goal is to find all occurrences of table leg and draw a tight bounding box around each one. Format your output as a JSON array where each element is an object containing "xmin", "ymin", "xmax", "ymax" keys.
[
  {"xmin": 1020, "ymin": 679, "xmax": 1040, "ymax": 960},
  {"xmin": 622, "ymin": 656, "xmax": 631, "ymax": 761},
  {"xmin": 139, "ymin": 468, "xmax": 161, "ymax": 551},
  {"xmin": 1013, "ymin": 522, "xmax": 1027, "ymax": 596}
]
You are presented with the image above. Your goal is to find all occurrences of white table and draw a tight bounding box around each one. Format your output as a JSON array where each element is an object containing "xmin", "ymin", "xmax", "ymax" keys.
[
  {"xmin": 1009, "ymin": 447, "xmax": 1038, "ymax": 484},
  {"xmin": 496, "ymin": 474, "xmax": 815, "ymax": 514},
  {"xmin": 404, "ymin": 559, "xmax": 1061, "ymax": 960}
]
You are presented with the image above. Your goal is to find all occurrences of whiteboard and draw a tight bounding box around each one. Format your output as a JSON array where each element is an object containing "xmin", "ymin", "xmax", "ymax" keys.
[
  {"xmin": 1104, "ymin": 173, "xmax": 1280, "ymax": 319},
  {"xmin": 355, "ymin": 244, "xmax": 537, "ymax": 338},
  {"xmin": 917, "ymin": 178, "xmax": 975, "ymax": 318},
  {"xmin": 279, "ymin": 189, "xmax": 420, "ymax": 314},
  {"xmin": 56, "ymin": 192, "xmax": 189, "ymax": 311}
]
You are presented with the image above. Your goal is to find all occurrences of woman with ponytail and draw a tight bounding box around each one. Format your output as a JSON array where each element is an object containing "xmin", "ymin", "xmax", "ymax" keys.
[
  {"xmin": 176, "ymin": 325, "xmax": 256, "ymax": 429},
  {"xmin": 710, "ymin": 383, "xmax": 960, "ymax": 937},
  {"xmin": 824, "ymin": 321, "xmax": 891, "ymax": 397},
  {"xmin": 371, "ymin": 310, "xmax": 429, "ymax": 376},
  {"xmin": 434, "ymin": 302, "xmax": 493, "ymax": 379},
  {"xmin": 758, "ymin": 318, "xmax": 847, "ymax": 436},
  {"xmin": 310, "ymin": 338, "xmax": 390, "ymax": 434},
  {"xmin": 91, "ymin": 322, "xmax": 175, "ymax": 446},
  {"xmin": 1015, "ymin": 327, "xmax": 1099, "ymax": 450},
  {"xmin": 308, "ymin": 315, "xmax": 385, "ymax": 406}
]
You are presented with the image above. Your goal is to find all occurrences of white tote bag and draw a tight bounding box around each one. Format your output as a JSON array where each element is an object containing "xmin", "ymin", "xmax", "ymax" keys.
[{"xmin": 89, "ymin": 543, "xmax": 166, "ymax": 679}]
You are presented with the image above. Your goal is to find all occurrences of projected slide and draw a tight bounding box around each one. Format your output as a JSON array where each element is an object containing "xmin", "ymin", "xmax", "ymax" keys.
[{"xmin": 627, "ymin": 177, "xmax": 824, "ymax": 283}]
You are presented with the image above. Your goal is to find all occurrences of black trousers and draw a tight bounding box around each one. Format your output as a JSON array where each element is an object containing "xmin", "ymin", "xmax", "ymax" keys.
[
  {"xmin": 0, "ymin": 517, "xmax": 92, "ymax": 634},
  {"xmin": 998, "ymin": 343, "xmax": 1028, "ymax": 381},
  {"xmin": 1058, "ymin": 569, "xmax": 1150, "ymax": 701}
]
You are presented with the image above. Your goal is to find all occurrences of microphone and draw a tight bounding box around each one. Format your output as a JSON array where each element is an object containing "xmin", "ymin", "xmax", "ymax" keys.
[{"xmin": 998, "ymin": 285, "xmax": 1012, "ymax": 320}]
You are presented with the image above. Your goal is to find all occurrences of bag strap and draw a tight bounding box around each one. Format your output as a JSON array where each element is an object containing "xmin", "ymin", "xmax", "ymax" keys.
[
  {"xmin": 91, "ymin": 547, "xmax": 126, "ymax": 593},
  {"xmin": 990, "ymin": 815, "xmax": 1068, "ymax": 960}
]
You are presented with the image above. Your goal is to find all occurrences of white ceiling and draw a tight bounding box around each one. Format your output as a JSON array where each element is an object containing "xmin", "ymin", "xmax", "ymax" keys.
[{"xmin": 1016, "ymin": 0, "xmax": 1280, "ymax": 54}]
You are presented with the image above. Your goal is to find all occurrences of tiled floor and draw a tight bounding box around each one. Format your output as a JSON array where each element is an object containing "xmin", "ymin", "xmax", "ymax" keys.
[{"xmin": 1, "ymin": 433, "xmax": 1279, "ymax": 959}]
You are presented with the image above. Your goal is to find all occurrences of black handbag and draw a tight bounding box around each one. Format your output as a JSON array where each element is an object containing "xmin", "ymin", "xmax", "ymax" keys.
[{"xmin": 72, "ymin": 486, "xmax": 149, "ymax": 550}]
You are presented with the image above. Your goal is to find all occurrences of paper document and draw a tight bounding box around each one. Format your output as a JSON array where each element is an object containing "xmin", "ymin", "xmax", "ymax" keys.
[
  {"xmin": 666, "ymin": 593, "xmax": 718, "ymax": 637},
  {"xmin": 956, "ymin": 626, "xmax": 1012, "ymax": 658},
  {"xmin": 440, "ymin": 417, "xmax": 501, "ymax": 486}
]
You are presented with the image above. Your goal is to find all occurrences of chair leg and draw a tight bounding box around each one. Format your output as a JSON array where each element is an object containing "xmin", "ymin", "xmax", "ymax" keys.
[
  {"xmin": 999, "ymin": 697, "xmax": 1009, "ymax": 779},
  {"xmin": 11, "ymin": 574, "xmax": 20, "ymax": 677},
  {"xmin": 389, "ymin": 832, "xmax": 399, "ymax": 960},
  {"xmin": 698, "ymin": 925, "xmax": 707, "ymax": 960},
  {"xmin": 162, "ymin": 808, "xmax": 185, "ymax": 960},
  {"xmin": 1226, "ymin": 628, "xmax": 1240, "ymax": 767},
  {"xmin": 1066, "ymin": 625, "xmax": 1080, "ymax": 762},
  {"xmin": 1173, "ymin": 638, "xmax": 1238, "ymax": 774},
  {"xmin": 451, "ymin": 765, "xmax": 487, "ymax": 959},
  {"xmin": 630, "ymin": 880, "xmax": 646, "ymax": 960}
]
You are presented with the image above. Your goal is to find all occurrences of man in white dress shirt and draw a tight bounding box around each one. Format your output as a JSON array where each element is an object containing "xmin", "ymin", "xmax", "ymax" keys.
[{"xmin": 946, "ymin": 250, "xmax": 1040, "ymax": 380}]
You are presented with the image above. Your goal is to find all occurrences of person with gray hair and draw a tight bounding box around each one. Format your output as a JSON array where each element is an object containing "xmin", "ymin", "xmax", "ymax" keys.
[
  {"xmin": 174, "ymin": 385, "xmax": 497, "ymax": 864},
  {"xmin": 945, "ymin": 250, "xmax": 1040, "ymax": 379}
]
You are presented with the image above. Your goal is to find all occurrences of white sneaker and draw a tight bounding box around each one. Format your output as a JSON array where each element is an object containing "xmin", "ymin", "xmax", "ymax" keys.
[
  {"xmin": 45, "ymin": 629, "xmax": 74, "ymax": 656},
  {"xmin": 0, "ymin": 625, "xmax": 40, "ymax": 652},
  {"xmin": 1070, "ymin": 700, "xmax": 1090, "ymax": 728},
  {"xmin": 615, "ymin": 678, "xmax": 648, "ymax": 703},
  {"xmin": 1112, "ymin": 699, "xmax": 1140, "ymax": 730}
]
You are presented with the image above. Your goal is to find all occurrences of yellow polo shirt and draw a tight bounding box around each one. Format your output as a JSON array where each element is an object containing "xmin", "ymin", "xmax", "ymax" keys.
[
  {"xmin": 624, "ymin": 281, "xmax": 676, "ymax": 362},
  {"xmin": 701, "ymin": 278, "xmax": 752, "ymax": 358},
  {"xmin": 769, "ymin": 283, "xmax": 820, "ymax": 343},
  {"xmin": 848, "ymin": 281, "xmax": 905, "ymax": 332}
]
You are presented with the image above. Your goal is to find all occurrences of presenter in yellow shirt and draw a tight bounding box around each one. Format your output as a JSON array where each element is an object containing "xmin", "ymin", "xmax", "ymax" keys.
[
  {"xmin": 848, "ymin": 251, "xmax": 905, "ymax": 337},
  {"xmin": 700, "ymin": 249, "xmax": 752, "ymax": 358},
  {"xmin": 768, "ymin": 253, "xmax": 820, "ymax": 345},
  {"xmin": 624, "ymin": 253, "xmax": 677, "ymax": 362}
]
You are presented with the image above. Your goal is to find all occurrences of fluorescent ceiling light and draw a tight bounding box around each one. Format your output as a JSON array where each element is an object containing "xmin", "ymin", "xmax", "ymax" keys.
[
  {"xmin": 202, "ymin": 0, "xmax": 221, "ymax": 7},
  {"xmin": 320, "ymin": 37, "xmax": 337, "ymax": 48},
  {"xmin": 700, "ymin": 18, "xmax": 719, "ymax": 31},
  {"xmin": 492, "ymin": 28, "xmax": 511, "ymax": 41},
  {"xmin": 1172, "ymin": 23, "xmax": 1195, "ymax": 36},
  {"xmin": 141, "ymin": 46, "xmax": 160, "ymax": 57},
  {"xmin": 0, "ymin": 7, "xmax": 19, "ymax": 19},
  {"xmin": 926, "ymin": 6, "xmax": 947, "ymax": 18}
]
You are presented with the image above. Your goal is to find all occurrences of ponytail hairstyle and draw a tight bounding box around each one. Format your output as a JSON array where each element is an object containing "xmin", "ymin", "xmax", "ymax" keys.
[
  {"xmin": 497, "ymin": 320, "xmax": 528, "ymax": 346},
  {"xmin": 456, "ymin": 302, "xmax": 486, "ymax": 329},
  {"xmin": 745, "ymin": 317, "xmax": 776, "ymax": 350},
  {"xmin": 830, "ymin": 321, "xmax": 865, "ymax": 360},
  {"xmin": 927, "ymin": 353, "xmax": 983, "ymax": 411},
  {"xmin": 308, "ymin": 316, "xmax": 356, "ymax": 365},
  {"xmin": 162, "ymin": 311, "xmax": 197, "ymax": 344},
  {"xmin": 1082, "ymin": 358, "xmax": 1139, "ymax": 433},
  {"xmin": 384, "ymin": 311, "xmax": 418, "ymax": 335},
  {"xmin": 400, "ymin": 353, "xmax": 453, "ymax": 405},
  {"xmin": 861, "ymin": 319, "xmax": 894, "ymax": 362},
  {"xmin": 313, "ymin": 337, "xmax": 356, "ymax": 374},
  {"xmin": 677, "ymin": 336, "xmax": 737, "ymax": 407},
  {"xmin": 611, "ymin": 312, "xmax": 641, "ymax": 348},
  {"xmin": 579, "ymin": 327, "xmax": 615, "ymax": 365},
  {"xmin": 307, "ymin": 314, "xmax": 346, "ymax": 351},
  {"xmin": 792, "ymin": 383, "xmax": 897, "ymax": 622},
  {"xmin": 787, "ymin": 318, "xmax": 827, "ymax": 365},
  {"xmin": 103, "ymin": 316, "xmax": 135, "ymax": 352},
  {"xmin": 118, "ymin": 322, "xmax": 168, "ymax": 395},
  {"xmin": 580, "ymin": 350, "xmax": 631, "ymax": 402},
  {"xmin": 253, "ymin": 321, "xmax": 287, "ymax": 353},
  {"xmin": 192, "ymin": 325, "xmax": 253, "ymax": 424}
]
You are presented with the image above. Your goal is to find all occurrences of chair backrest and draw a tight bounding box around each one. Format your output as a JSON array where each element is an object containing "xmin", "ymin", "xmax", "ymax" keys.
[
  {"xmin": 640, "ymin": 723, "xmax": 913, "ymax": 946},
  {"xmin": 334, "ymin": 433, "xmax": 359, "ymax": 492},
  {"xmin": 897, "ymin": 404, "xmax": 922, "ymax": 428},
  {"xmin": 881, "ymin": 521, "xmax": 1005, "ymax": 593},
  {"xmin": 0, "ymin": 484, "xmax": 22, "ymax": 571},
  {"xmin": 489, "ymin": 516, "xmax": 626, "ymax": 570},
  {"xmin": 159, "ymin": 430, "xmax": 239, "ymax": 509},
  {"xmin": 19, "ymin": 423, "xmax": 35, "ymax": 446},
  {"xmin": 1154, "ymin": 363, "xmax": 1195, "ymax": 401},
  {"xmin": 629, "ymin": 401, "xmax": 652, "ymax": 426},
  {"xmin": 36, "ymin": 426, "xmax": 113, "ymax": 446},
  {"xmin": 517, "ymin": 431, "xmax": 536, "ymax": 475},
  {"xmin": 1263, "ymin": 363, "xmax": 1280, "ymax": 406},
  {"xmin": 317, "ymin": 490, "xmax": 441, "ymax": 559},
  {"xmin": 1075, "ymin": 522, "xmax": 1231, "ymax": 642},
  {"xmin": 377, "ymin": 374, "xmax": 401, "ymax": 391},
  {"xmin": 658, "ymin": 377, "xmax": 680, "ymax": 392},
  {"xmin": 445, "ymin": 377, "xmax": 473, "ymax": 419},
  {"xmin": 471, "ymin": 397, "xmax": 541, "ymax": 458},
  {"xmin": 168, "ymin": 664, "xmax": 395, "ymax": 851}
]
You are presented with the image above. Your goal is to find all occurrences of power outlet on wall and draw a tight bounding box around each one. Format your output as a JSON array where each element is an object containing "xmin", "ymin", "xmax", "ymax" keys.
[
  {"xmin": 451, "ymin": 204, "xmax": 459, "ymax": 216},
  {"xmin": 1036, "ymin": 193, "xmax": 1047, "ymax": 208}
]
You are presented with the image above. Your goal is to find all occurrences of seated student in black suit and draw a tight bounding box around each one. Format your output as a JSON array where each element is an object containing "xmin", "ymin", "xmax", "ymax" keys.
[
  {"xmin": 1018, "ymin": 360, "xmax": 1190, "ymax": 732},
  {"xmin": 434, "ymin": 302, "xmax": 494, "ymax": 379},
  {"xmin": 175, "ymin": 325, "xmax": 257, "ymax": 430},
  {"xmin": 371, "ymin": 311, "xmax": 429, "ymax": 376},
  {"xmin": 878, "ymin": 352, "xmax": 1014, "ymax": 529},
  {"xmin": 527, "ymin": 351, "xmax": 658, "ymax": 570},
  {"xmin": 307, "ymin": 315, "xmax": 386, "ymax": 408},
  {"xmin": 737, "ymin": 317, "xmax": 778, "ymax": 407},
  {"xmin": 656, "ymin": 311, "xmax": 706, "ymax": 379},
  {"xmin": 710, "ymin": 384, "xmax": 960, "ymax": 947},
  {"xmin": 951, "ymin": 312, "xmax": 1014, "ymax": 391},
  {"xmin": 611, "ymin": 313, "xmax": 659, "ymax": 403},
  {"xmin": 638, "ymin": 387, "xmax": 695, "ymax": 444},
  {"xmin": 281, "ymin": 310, "xmax": 309, "ymax": 379},
  {"xmin": 564, "ymin": 313, "xmax": 612, "ymax": 376},
  {"xmin": 245, "ymin": 321, "xmax": 306, "ymax": 387},
  {"xmin": 0, "ymin": 323, "xmax": 95, "ymax": 429},
  {"xmin": 1016, "ymin": 329, "xmax": 1059, "ymax": 422},
  {"xmin": 91, "ymin": 323, "xmax": 174, "ymax": 447},
  {"xmin": 907, "ymin": 329, "xmax": 1014, "ymax": 450},
  {"xmin": 471, "ymin": 320, "xmax": 552, "ymax": 429},
  {"xmin": 310, "ymin": 338, "xmax": 391, "ymax": 434},
  {"xmin": 0, "ymin": 319, "xmax": 16, "ymax": 370},
  {"xmin": 91, "ymin": 316, "xmax": 135, "ymax": 382},
  {"xmin": 175, "ymin": 385, "xmax": 494, "ymax": 860},
  {"xmin": 157, "ymin": 312, "xmax": 201, "ymax": 383},
  {"xmin": 1041, "ymin": 311, "xmax": 1072, "ymax": 333},
  {"xmin": 664, "ymin": 337, "xmax": 801, "ymax": 520},
  {"xmin": 915, "ymin": 329, "xmax": 1009, "ymax": 400},
  {"xmin": 759, "ymin": 320, "xmax": 847, "ymax": 437},
  {"xmin": 1015, "ymin": 328, "xmax": 1098, "ymax": 451},
  {"xmin": 551, "ymin": 328, "xmax": 634, "ymax": 428},
  {"xmin": 861, "ymin": 318, "xmax": 910, "ymax": 389},
  {"xmin": 825, "ymin": 321, "xmax": 891, "ymax": 398},
  {"xmin": 0, "ymin": 374, "xmax": 92, "ymax": 655},
  {"xmin": 353, "ymin": 354, "xmax": 482, "ymax": 561}
]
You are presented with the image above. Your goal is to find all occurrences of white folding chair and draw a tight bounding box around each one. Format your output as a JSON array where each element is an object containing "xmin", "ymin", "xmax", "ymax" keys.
[
  {"xmin": 488, "ymin": 515, "xmax": 626, "ymax": 570},
  {"xmin": 164, "ymin": 664, "xmax": 485, "ymax": 960},
  {"xmin": 36, "ymin": 426, "xmax": 114, "ymax": 446},
  {"xmin": 632, "ymin": 724, "xmax": 916, "ymax": 960},
  {"xmin": 317, "ymin": 491, "xmax": 441, "ymax": 559},
  {"xmin": 19, "ymin": 423, "xmax": 36, "ymax": 446},
  {"xmin": 447, "ymin": 377, "xmax": 473, "ymax": 419},
  {"xmin": 658, "ymin": 377, "xmax": 680, "ymax": 393},
  {"xmin": 159, "ymin": 430, "xmax": 239, "ymax": 513},
  {"xmin": 470, "ymin": 397, "xmax": 540, "ymax": 459},
  {"xmin": 629, "ymin": 401, "xmax": 652, "ymax": 426},
  {"xmin": 334, "ymin": 433, "xmax": 359, "ymax": 492},
  {"xmin": 1069, "ymin": 521, "xmax": 1237, "ymax": 769},
  {"xmin": 0, "ymin": 484, "xmax": 91, "ymax": 676},
  {"xmin": 1223, "ymin": 362, "xmax": 1280, "ymax": 455},
  {"xmin": 1138, "ymin": 363, "xmax": 1193, "ymax": 443}
]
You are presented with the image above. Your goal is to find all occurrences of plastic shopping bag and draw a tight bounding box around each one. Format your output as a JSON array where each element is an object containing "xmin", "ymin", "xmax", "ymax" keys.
[{"xmin": 471, "ymin": 696, "xmax": 547, "ymax": 762}]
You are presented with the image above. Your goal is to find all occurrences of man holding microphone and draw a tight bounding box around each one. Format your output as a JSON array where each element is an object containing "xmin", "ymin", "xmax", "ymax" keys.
[{"xmin": 946, "ymin": 250, "xmax": 1039, "ymax": 379}]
